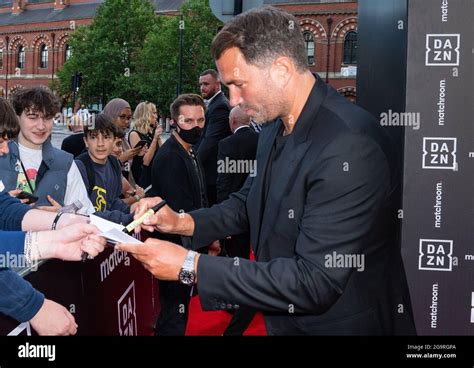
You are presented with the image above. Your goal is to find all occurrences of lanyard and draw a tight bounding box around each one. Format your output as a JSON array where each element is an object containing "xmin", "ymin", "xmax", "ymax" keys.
[{"xmin": 18, "ymin": 159, "xmax": 35, "ymax": 194}]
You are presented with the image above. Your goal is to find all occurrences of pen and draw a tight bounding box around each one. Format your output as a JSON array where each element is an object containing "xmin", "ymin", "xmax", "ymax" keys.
[{"xmin": 123, "ymin": 200, "xmax": 167, "ymax": 234}]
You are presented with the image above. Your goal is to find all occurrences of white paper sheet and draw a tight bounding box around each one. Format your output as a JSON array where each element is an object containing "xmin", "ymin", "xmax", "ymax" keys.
[{"xmin": 90, "ymin": 215, "xmax": 143, "ymax": 245}]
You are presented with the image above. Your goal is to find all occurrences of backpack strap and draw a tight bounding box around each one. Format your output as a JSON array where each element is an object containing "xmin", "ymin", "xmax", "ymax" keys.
[
  {"xmin": 108, "ymin": 155, "xmax": 122, "ymax": 181},
  {"xmin": 76, "ymin": 152, "xmax": 95, "ymax": 195}
]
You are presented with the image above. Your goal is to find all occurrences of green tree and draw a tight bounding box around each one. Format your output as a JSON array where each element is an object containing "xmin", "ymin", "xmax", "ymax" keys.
[
  {"xmin": 124, "ymin": 0, "xmax": 223, "ymax": 112},
  {"xmin": 56, "ymin": 0, "xmax": 222, "ymax": 112},
  {"xmin": 56, "ymin": 0, "xmax": 157, "ymax": 107}
]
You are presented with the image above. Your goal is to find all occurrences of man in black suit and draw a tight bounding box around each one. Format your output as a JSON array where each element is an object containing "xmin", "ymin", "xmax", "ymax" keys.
[
  {"xmin": 61, "ymin": 115, "xmax": 85, "ymax": 158},
  {"xmin": 120, "ymin": 7, "xmax": 414, "ymax": 335},
  {"xmin": 217, "ymin": 106, "xmax": 259, "ymax": 335},
  {"xmin": 148, "ymin": 94, "xmax": 220, "ymax": 335},
  {"xmin": 195, "ymin": 69, "xmax": 231, "ymax": 205},
  {"xmin": 216, "ymin": 106, "xmax": 258, "ymax": 257}
]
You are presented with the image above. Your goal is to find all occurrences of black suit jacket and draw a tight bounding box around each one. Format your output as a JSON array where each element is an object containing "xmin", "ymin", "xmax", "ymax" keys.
[
  {"xmin": 195, "ymin": 91, "xmax": 231, "ymax": 187},
  {"xmin": 189, "ymin": 75, "xmax": 414, "ymax": 335},
  {"xmin": 150, "ymin": 134, "xmax": 207, "ymax": 246},
  {"xmin": 60, "ymin": 132, "xmax": 85, "ymax": 158},
  {"xmin": 216, "ymin": 126, "xmax": 259, "ymax": 203}
]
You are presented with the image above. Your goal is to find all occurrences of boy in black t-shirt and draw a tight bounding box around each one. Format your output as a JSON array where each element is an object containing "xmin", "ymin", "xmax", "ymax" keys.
[{"xmin": 75, "ymin": 114, "xmax": 130, "ymax": 215}]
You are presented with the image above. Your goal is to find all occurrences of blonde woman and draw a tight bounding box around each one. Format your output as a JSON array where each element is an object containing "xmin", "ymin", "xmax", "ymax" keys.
[{"xmin": 128, "ymin": 102, "xmax": 163, "ymax": 187}]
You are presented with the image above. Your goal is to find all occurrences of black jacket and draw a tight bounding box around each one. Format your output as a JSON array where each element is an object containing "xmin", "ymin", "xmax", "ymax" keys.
[
  {"xmin": 195, "ymin": 91, "xmax": 231, "ymax": 187},
  {"xmin": 216, "ymin": 126, "xmax": 258, "ymax": 203},
  {"xmin": 60, "ymin": 132, "xmax": 86, "ymax": 158},
  {"xmin": 150, "ymin": 134, "xmax": 207, "ymax": 246},
  {"xmin": 189, "ymin": 75, "xmax": 414, "ymax": 335}
]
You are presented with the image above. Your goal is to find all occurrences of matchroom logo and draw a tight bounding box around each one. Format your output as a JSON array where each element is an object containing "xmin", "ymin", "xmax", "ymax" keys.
[
  {"xmin": 419, "ymin": 239, "xmax": 453, "ymax": 271},
  {"xmin": 425, "ymin": 34, "xmax": 460, "ymax": 66},
  {"xmin": 422, "ymin": 137, "xmax": 457, "ymax": 170}
]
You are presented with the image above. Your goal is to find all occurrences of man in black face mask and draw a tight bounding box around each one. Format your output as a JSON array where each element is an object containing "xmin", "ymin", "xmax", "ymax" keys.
[{"xmin": 149, "ymin": 94, "xmax": 221, "ymax": 335}]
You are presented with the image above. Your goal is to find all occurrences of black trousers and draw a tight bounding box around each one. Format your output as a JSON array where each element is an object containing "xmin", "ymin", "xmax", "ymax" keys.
[
  {"xmin": 154, "ymin": 280, "xmax": 193, "ymax": 336},
  {"xmin": 223, "ymin": 307, "xmax": 257, "ymax": 336}
]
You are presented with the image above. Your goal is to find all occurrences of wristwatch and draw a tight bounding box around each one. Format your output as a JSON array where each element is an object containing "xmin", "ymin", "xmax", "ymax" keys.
[{"xmin": 178, "ymin": 250, "xmax": 197, "ymax": 286}]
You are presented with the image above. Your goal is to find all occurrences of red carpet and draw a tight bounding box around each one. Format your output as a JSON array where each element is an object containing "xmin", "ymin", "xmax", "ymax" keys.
[
  {"xmin": 145, "ymin": 231, "xmax": 263, "ymax": 335},
  {"xmin": 185, "ymin": 248, "xmax": 266, "ymax": 336},
  {"xmin": 185, "ymin": 295, "xmax": 266, "ymax": 336}
]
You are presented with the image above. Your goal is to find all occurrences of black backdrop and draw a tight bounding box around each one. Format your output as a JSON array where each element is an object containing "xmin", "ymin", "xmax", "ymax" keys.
[{"xmin": 357, "ymin": 0, "xmax": 473, "ymax": 335}]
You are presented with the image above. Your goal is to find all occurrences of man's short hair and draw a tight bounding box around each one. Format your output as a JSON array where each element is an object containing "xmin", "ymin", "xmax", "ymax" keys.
[
  {"xmin": 199, "ymin": 69, "xmax": 219, "ymax": 80},
  {"xmin": 170, "ymin": 94, "xmax": 206, "ymax": 123},
  {"xmin": 12, "ymin": 87, "xmax": 61, "ymax": 119},
  {"xmin": 83, "ymin": 113, "xmax": 118, "ymax": 139},
  {"xmin": 211, "ymin": 6, "xmax": 308, "ymax": 72},
  {"xmin": 115, "ymin": 129, "xmax": 125, "ymax": 140},
  {"xmin": 0, "ymin": 98, "xmax": 19, "ymax": 139}
]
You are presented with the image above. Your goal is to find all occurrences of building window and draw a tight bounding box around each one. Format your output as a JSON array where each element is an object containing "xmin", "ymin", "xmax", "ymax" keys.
[
  {"xmin": 64, "ymin": 44, "xmax": 72, "ymax": 62},
  {"xmin": 40, "ymin": 44, "xmax": 48, "ymax": 68},
  {"xmin": 343, "ymin": 31, "xmax": 357, "ymax": 65},
  {"xmin": 17, "ymin": 46, "xmax": 25, "ymax": 69},
  {"xmin": 303, "ymin": 32, "xmax": 315, "ymax": 65},
  {"xmin": 0, "ymin": 48, "xmax": 3, "ymax": 69}
]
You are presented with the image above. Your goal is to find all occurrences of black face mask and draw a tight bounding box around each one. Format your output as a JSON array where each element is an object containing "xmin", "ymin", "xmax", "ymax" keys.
[{"xmin": 176, "ymin": 124, "xmax": 203, "ymax": 145}]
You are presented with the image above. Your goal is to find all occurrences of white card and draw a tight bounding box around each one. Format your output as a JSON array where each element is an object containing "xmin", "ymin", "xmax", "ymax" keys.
[{"xmin": 90, "ymin": 215, "xmax": 143, "ymax": 245}]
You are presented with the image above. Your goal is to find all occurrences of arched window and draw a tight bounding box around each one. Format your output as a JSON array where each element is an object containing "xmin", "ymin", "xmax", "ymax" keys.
[
  {"xmin": 0, "ymin": 48, "xmax": 3, "ymax": 69},
  {"xmin": 64, "ymin": 44, "xmax": 72, "ymax": 62},
  {"xmin": 17, "ymin": 46, "xmax": 25, "ymax": 69},
  {"xmin": 303, "ymin": 32, "xmax": 315, "ymax": 65},
  {"xmin": 40, "ymin": 44, "xmax": 48, "ymax": 68},
  {"xmin": 343, "ymin": 31, "xmax": 357, "ymax": 64}
]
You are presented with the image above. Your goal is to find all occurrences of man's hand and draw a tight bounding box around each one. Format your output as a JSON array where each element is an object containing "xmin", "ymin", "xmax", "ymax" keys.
[
  {"xmin": 36, "ymin": 195, "xmax": 62, "ymax": 212},
  {"xmin": 35, "ymin": 224, "xmax": 106, "ymax": 261},
  {"xmin": 29, "ymin": 299, "xmax": 78, "ymax": 336},
  {"xmin": 132, "ymin": 197, "xmax": 194, "ymax": 236},
  {"xmin": 117, "ymin": 239, "xmax": 198, "ymax": 281}
]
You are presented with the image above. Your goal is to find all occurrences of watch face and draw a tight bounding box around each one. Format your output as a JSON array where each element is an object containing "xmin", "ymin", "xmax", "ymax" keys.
[{"xmin": 179, "ymin": 269, "xmax": 195, "ymax": 286}]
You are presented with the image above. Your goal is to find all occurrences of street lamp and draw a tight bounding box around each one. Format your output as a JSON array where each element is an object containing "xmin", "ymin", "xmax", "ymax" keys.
[
  {"xmin": 177, "ymin": 14, "xmax": 184, "ymax": 96},
  {"xmin": 51, "ymin": 32, "xmax": 55, "ymax": 82},
  {"xmin": 5, "ymin": 36, "xmax": 9, "ymax": 99},
  {"xmin": 326, "ymin": 18, "xmax": 333, "ymax": 84}
]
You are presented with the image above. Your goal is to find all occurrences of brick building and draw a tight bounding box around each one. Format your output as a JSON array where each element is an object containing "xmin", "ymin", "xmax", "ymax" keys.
[
  {"xmin": 156, "ymin": 0, "xmax": 358, "ymax": 101},
  {"xmin": 0, "ymin": 0, "xmax": 357, "ymax": 100},
  {"xmin": 0, "ymin": 0, "xmax": 102, "ymax": 97}
]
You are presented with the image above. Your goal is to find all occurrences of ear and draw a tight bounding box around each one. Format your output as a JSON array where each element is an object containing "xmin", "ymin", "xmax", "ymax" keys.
[
  {"xmin": 270, "ymin": 56, "xmax": 294, "ymax": 88},
  {"xmin": 83, "ymin": 136, "xmax": 89, "ymax": 148}
]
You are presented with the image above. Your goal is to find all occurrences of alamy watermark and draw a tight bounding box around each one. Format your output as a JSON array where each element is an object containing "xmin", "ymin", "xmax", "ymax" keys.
[
  {"xmin": 325, "ymin": 251, "xmax": 365, "ymax": 272},
  {"xmin": 217, "ymin": 158, "xmax": 257, "ymax": 177},
  {"xmin": 380, "ymin": 109, "xmax": 420, "ymax": 130},
  {"xmin": 53, "ymin": 112, "xmax": 96, "ymax": 130},
  {"xmin": 18, "ymin": 343, "xmax": 55, "ymax": 362},
  {"xmin": 0, "ymin": 253, "xmax": 38, "ymax": 271}
]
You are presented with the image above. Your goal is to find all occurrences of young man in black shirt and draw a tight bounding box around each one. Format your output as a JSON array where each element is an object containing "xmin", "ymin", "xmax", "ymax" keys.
[{"xmin": 149, "ymin": 94, "xmax": 220, "ymax": 335}]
